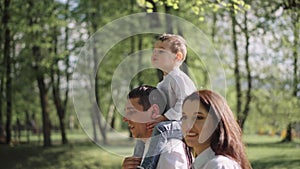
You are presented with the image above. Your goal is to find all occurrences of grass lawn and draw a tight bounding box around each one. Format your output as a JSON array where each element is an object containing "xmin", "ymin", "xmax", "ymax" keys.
[
  {"xmin": 245, "ymin": 135, "xmax": 300, "ymax": 169},
  {"xmin": 1, "ymin": 132, "xmax": 300, "ymax": 169}
]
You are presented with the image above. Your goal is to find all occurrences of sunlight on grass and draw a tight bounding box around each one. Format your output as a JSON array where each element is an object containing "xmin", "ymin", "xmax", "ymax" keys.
[
  {"xmin": 244, "ymin": 135, "xmax": 300, "ymax": 169},
  {"xmin": 1, "ymin": 134, "xmax": 300, "ymax": 169}
]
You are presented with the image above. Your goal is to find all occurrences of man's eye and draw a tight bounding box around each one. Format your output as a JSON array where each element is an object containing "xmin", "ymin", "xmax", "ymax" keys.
[{"xmin": 127, "ymin": 111, "xmax": 135, "ymax": 116}]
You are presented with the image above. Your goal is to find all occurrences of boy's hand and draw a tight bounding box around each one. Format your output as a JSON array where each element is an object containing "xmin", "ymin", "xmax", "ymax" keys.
[
  {"xmin": 146, "ymin": 115, "xmax": 168, "ymax": 130},
  {"xmin": 122, "ymin": 157, "xmax": 142, "ymax": 169}
]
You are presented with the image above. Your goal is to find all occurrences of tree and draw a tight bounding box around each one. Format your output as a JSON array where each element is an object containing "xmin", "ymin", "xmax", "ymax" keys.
[
  {"xmin": 50, "ymin": 0, "xmax": 71, "ymax": 145},
  {"xmin": 2, "ymin": 0, "xmax": 12, "ymax": 144},
  {"xmin": 242, "ymin": 0, "xmax": 300, "ymax": 137},
  {"xmin": 228, "ymin": 0, "xmax": 252, "ymax": 130},
  {"xmin": 281, "ymin": 0, "xmax": 299, "ymax": 142},
  {"xmin": 25, "ymin": 0, "xmax": 65, "ymax": 146}
]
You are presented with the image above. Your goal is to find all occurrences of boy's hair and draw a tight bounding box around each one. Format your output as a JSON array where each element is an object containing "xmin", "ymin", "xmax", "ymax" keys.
[
  {"xmin": 158, "ymin": 33, "xmax": 187, "ymax": 61},
  {"xmin": 128, "ymin": 85, "xmax": 167, "ymax": 114}
]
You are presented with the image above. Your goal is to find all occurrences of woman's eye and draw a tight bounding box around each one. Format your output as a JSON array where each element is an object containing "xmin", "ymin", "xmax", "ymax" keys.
[{"xmin": 196, "ymin": 116, "xmax": 204, "ymax": 120}]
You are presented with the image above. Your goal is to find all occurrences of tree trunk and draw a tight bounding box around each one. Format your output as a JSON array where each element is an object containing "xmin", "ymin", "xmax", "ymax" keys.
[
  {"xmin": 93, "ymin": 40, "xmax": 107, "ymax": 145},
  {"xmin": 51, "ymin": 76, "xmax": 68, "ymax": 144},
  {"xmin": 282, "ymin": 123, "xmax": 293, "ymax": 142},
  {"xmin": 25, "ymin": 111, "xmax": 30, "ymax": 143},
  {"xmin": 240, "ymin": 8, "xmax": 252, "ymax": 131},
  {"xmin": 0, "ymin": 66, "xmax": 4, "ymax": 125},
  {"xmin": 3, "ymin": 0, "xmax": 12, "ymax": 144},
  {"xmin": 165, "ymin": 5, "xmax": 173, "ymax": 34},
  {"xmin": 37, "ymin": 75, "xmax": 52, "ymax": 147},
  {"xmin": 88, "ymin": 1, "xmax": 107, "ymax": 145},
  {"xmin": 146, "ymin": 0, "xmax": 161, "ymax": 28},
  {"xmin": 137, "ymin": 35, "xmax": 143, "ymax": 86},
  {"xmin": 177, "ymin": 28, "xmax": 189, "ymax": 76},
  {"xmin": 211, "ymin": 13, "xmax": 217, "ymax": 43},
  {"xmin": 230, "ymin": 1, "xmax": 242, "ymax": 127},
  {"xmin": 292, "ymin": 12, "xmax": 299, "ymax": 98},
  {"xmin": 91, "ymin": 108, "xmax": 98, "ymax": 142},
  {"xmin": 93, "ymin": 46, "xmax": 107, "ymax": 144},
  {"xmin": 33, "ymin": 46, "xmax": 52, "ymax": 147},
  {"xmin": 51, "ymin": 25, "xmax": 68, "ymax": 145},
  {"xmin": 58, "ymin": 114, "xmax": 67, "ymax": 144},
  {"xmin": 283, "ymin": 11, "xmax": 299, "ymax": 143}
]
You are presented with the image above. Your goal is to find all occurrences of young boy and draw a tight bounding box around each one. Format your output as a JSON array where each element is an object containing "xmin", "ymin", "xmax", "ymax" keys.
[{"xmin": 134, "ymin": 34, "xmax": 196, "ymax": 169}]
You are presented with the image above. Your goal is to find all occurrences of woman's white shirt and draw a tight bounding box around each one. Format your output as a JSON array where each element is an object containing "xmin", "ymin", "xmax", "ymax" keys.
[{"xmin": 193, "ymin": 147, "xmax": 241, "ymax": 169}]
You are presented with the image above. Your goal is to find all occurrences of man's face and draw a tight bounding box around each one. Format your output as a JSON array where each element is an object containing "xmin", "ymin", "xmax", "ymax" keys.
[
  {"xmin": 123, "ymin": 98, "xmax": 152, "ymax": 139},
  {"xmin": 151, "ymin": 40, "xmax": 177, "ymax": 72}
]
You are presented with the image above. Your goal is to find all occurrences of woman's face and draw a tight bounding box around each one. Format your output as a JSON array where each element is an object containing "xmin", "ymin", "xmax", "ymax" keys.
[{"xmin": 182, "ymin": 99, "xmax": 211, "ymax": 152}]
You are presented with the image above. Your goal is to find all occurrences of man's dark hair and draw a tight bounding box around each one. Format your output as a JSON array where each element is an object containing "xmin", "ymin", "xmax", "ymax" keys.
[{"xmin": 128, "ymin": 85, "xmax": 166, "ymax": 114}]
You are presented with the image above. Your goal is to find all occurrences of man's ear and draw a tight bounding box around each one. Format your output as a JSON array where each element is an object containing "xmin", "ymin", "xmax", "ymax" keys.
[
  {"xmin": 151, "ymin": 104, "xmax": 160, "ymax": 119},
  {"xmin": 175, "ymin": 52, "xmax": 183, "ymax": 61}
]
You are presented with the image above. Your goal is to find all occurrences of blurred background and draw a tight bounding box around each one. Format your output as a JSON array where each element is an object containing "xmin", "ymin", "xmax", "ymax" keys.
[{"xmin": 0, "ymin": 0, "xmax": 299, "ymax": 169}]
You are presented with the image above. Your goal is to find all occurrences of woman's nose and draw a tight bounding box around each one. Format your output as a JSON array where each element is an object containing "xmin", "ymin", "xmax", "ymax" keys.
[{"xmin": 183, "ymin": 118, "xmax": 196, "ymax": 131}]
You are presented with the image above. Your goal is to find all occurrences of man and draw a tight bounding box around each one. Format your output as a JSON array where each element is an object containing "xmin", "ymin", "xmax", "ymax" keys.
[{"xmin": 122, "ymin": 85, "xmax": 192, "ymax": 169}]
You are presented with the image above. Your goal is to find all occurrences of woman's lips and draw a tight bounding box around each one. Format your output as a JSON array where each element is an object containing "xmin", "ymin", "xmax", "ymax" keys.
[{"xmin": 186, "ymin": 132, "xmax": 198, "ymax": 138}]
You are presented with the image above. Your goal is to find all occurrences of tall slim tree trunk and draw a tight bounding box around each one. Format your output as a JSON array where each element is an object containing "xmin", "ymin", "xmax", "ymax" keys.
[
  {"xmin": 86, "ymin": 1, "xmax": 107, "ymax": 145},
  {"xmin": 3, "ymin": 0, "xmax": 12, "ymax": 144},
  {"xmin": 240, "ymin": 8, "xmax": 252, "ymax": 131},
  {"xmin": 144, "ymin": 0, "xmax": 163, "ymax": 81},
  {"xmin": 0, "ymin": 64, "xmax": 4, "ymax": 125},
  {"xmin": 137, "ymin": 35, "xmax": 143, "ymax": 85},
  {"xmin": 51, "ymin": 25, "xmax": 68, "ymax": 145},
  {"xmin": 177, "ymin": 28, "xmax": 189, "ymax": 75},
  {"xmin": 211, "ymin": 13, "xmax": 217, "ymax": 43},
  {"xmin": 51, "ymin": 70, "xmax": 68, "ymax": 144},
  {"xmin": 292, "ymin": 12, "xmax": 299, "ymax": 99},
  {"xmin": 36, "ymin": 75, "xmax": 51, "ymax": 146},
  {"xmin": 0, "ymin": 1, "xmax": 3, "ymax": 128},
  {"xmin": 93, "ymin": 35, "xmax": 107, "ymax": 145},
  {"xmin": 283, "ymin": 11, "xmax": 299, "ymax": 142},
  {"xmin": 230, "ymin": 1, "xmax": 242, "ymax": 127},
  {"xmin": 33, "ymin": 46, "xmax": 52, "ymax": 147},
  {"xmin": 165, "ymin": 5, "xmax": 173, "ymax": 34},
  {"xmin": 37, "ymin": 75, "xmax": 51, "ymax": 147},
  {"xmin": 93, "ymin": 40, "xmax": 107, "ymax": 144},
  {"xmin": 25, "ymin": 111, "xmax": 30, "ymax": 143}
]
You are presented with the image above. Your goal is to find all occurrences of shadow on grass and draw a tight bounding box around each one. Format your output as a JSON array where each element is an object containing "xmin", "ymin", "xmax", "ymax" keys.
[
  {"xmin": 0, "ymin": 141, "xmax": 123, "ymax": 169},
  {"xmin": 1, "ymin": 144, "xmax": 75, "ymax": 169},
  {"xmin": 247, "ymin": 141, "xmax": 300, "ymax": 149},
  {"xmin": 247, "ymin": 140, "xmax": 300, "ymax": 169},
  {"xmin": 251, "ymin": 156, "xmax": 300, "ymax": 169}
]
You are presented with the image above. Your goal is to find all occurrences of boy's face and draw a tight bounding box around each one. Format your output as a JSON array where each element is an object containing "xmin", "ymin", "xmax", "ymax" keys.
[{"xmin": 152, "ymin": 40, "xmax": 177, "ymax": 72}]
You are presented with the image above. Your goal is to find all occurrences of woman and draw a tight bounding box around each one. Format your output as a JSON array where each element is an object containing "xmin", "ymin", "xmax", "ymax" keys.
[{"xmin": 181, "ymin": 90, "xmax": 252, "ymax": 169}]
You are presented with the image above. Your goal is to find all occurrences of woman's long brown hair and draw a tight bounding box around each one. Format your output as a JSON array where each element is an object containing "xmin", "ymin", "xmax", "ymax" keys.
[{"xmin": 183, "ymin": 90, "xmax": 252, "ymax": 169}]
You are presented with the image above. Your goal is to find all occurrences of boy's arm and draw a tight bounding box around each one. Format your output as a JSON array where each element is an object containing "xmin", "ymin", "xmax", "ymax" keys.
[{"xmin": 146, "ymin": 115, "xmax": 168, "ymax": 130}]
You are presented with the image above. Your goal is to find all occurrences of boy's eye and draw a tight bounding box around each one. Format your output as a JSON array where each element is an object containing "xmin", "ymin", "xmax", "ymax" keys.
[
  {"xmin": 154, "ymin": 49, "xmax": 165, "ymax": 54},
  {"xmin": 158, "ymin": 50, "xmax": 165, "ymax": 53}
]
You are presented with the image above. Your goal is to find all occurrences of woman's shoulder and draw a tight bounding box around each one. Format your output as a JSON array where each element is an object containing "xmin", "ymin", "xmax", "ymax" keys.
[{"xmin": 203, "ymin": 155, "xmax": 241, "ymax": 169}]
